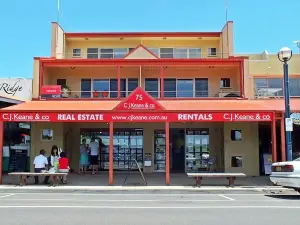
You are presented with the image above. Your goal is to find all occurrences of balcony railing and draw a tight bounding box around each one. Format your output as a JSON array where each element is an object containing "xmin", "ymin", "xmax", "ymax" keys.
[
  {"xmin": 41, "ymin": 90, "xmax": 242, "ymax": 99},
  {"xmin": 56, "ymin": 52, "xmax": 230, "ymax": 59}
]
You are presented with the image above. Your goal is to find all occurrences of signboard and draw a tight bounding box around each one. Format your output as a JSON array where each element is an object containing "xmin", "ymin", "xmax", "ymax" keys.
[
  {"xmin": 0, "ymin": 112, "xmax": 273, "ymax": 122},
  {"xmin": 41, "ymin": 85, "xmax": 61, "ymax": 95},
  {"xmin": 285, "ymin": 118, "xmax": 293, "ymax": 131},
  {"xmin": 114, "ymin": 87, "xmax": 165, "ymax": 111},
  {"xmin": 291, "ymin": 113, "xmax": 300, "ymax": 125},
  {"xmin": 0, "ymin": 78, "xmax": 32, "ymax": 101}
]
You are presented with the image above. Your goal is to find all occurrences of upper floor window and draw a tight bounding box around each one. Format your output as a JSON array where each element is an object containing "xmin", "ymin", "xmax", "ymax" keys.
[
  {"xmin": 80, "ymin": 78, "xmax": 138, "ymax": 98},
  {"xmin": 208, "ymin": 48, "xmax": 217, "ymax": 57},
  {"xmin": 255, "ymin": 78, "xmax": 283, "ymax": 97},
  {"xmin": 163, "ymin": 78, "xmax": 208, "ymax": 98},
  {"xmin": 220, "ymin": 78, "xmax": 231, "ymax": 88},
  {"xmin": 148, "ymin": 48, "xmax": 201, "ymax": 58},
  {"xmin": 145, "ymin": 78, "xmax": 159, "ymax": 97},
  {"xmin": 72, "ymin": 49, "xmax": 81, "ymax": 57},
  {"xmin": 86, "ymin": 48, "xmax": 134, "ymax": 59},
  {"xmin": 57, "ymin": 79, "xmax": 66, "ymax": 86}
]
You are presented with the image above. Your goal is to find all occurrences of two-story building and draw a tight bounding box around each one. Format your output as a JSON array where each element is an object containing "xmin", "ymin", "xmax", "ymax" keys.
[{"xmin": 0, "ymin": 21, "xmax": 299, "ymax": 185}]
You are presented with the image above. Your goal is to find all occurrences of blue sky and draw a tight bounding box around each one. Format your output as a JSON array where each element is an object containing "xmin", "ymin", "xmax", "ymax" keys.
[{"xmin": 0, "ymin": 0, "xmax": 299, "ymax": 78}]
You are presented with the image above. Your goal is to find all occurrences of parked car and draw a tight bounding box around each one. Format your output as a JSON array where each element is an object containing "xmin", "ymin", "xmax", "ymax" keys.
[{"xmin": 270, "ymin": 157, "xmax": 300, "ymax": 192}]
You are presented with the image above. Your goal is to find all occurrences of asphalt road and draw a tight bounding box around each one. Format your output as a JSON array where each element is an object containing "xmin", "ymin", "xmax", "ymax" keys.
[{"xmin": 0, "ymin": 192, "xmax": 300, "ymax": 225}]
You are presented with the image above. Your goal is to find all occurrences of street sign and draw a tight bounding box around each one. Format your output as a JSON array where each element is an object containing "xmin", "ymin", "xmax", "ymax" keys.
[
  {"xmin": 291, "ymin": 113, "xmax": 300, "ymax": 125},
  {"xmin": 285, "ymin": 118, "xmax": 293, "ymax": 131}
]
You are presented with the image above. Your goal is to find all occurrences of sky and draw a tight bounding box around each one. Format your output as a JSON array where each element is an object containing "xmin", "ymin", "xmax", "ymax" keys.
[{"xmin": 0, "ymin": 0, "xmax": 299, "ymax": 78}]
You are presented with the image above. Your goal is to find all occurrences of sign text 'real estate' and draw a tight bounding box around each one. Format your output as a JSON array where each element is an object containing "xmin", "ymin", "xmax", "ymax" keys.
[{"xmin": 57, "ymin": 114, "xmax": 104, "ymax": 121}]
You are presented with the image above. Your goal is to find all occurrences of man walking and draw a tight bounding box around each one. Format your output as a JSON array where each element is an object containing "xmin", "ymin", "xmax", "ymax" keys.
[
  {"xmin": 89, "ymin": 137, "xmax": 99, "ymax": 175},
  {"xmin": 33, "ymin": 149, "xmax": 50, "ymax": 184}
]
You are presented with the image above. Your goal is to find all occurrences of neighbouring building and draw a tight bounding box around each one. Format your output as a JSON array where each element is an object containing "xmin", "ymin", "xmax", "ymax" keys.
[{"xmin": 0, "ymin": 21, "xmax": 299, "ymax": 185}]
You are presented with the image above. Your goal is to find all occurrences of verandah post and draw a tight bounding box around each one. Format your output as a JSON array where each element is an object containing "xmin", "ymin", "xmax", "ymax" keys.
[
  {"xmin": 160, "ymin": 66, "xmax": 164, "ymax": 98},
  {"xmin": 280, "ymin": 114, "xmax": 286, "ymax": 161},
  {"xmin": 117, "ymin": 66, "xmax": 121, "ymax": 98},
  {"xmin": 271, "ymin": 114, "xmax": 277, "ymax": 162},
  {"xmin": 165, "ymin": 121, "xmax": 170, "ymax": 185},
  {"xmin": 0, "ymin": 122, "xmax": 3, "ymax": 184},
  {"xmin": 109, "ymin": 122, "xmax": 114, "ymax": 185}
]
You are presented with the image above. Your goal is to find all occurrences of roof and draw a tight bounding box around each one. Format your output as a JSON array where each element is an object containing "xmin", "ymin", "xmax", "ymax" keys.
[
  {"xmin": 1, "ymin": 99, "xmax": 300, "ymax": 112},
  {"xmin": 65, "ymin": 32, "xmax": 221, "ymax": 38}
]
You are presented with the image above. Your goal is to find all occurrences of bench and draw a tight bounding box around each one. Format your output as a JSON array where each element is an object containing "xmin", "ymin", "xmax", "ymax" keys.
[
  {"xmin": 8, "ymin": 172, "xmax": 68, "ymax": 186},
  {"xmin": 187, "ymin": 173, "xmax": 246, "ymax": 187}
]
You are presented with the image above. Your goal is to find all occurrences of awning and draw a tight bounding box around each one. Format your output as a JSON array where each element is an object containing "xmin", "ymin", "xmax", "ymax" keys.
[{"xmin": 1, "ymin": 99, "xmax": 299, "ymax": 112}]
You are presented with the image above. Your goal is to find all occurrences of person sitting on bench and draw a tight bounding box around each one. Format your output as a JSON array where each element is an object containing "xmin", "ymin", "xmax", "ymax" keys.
[
  {"xmin": 33, "ymin": 149, "xmax": 50, "ymax": 185},
  {"xmin": 58, "ymin": 152, "xmax": 69, "ymax": 184}
]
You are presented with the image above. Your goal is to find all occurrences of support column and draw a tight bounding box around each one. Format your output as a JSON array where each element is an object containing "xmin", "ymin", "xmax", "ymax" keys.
[
  {"xmin": 109, "ymin": 122, "xmax": 114, "ymax": 185},
  {"xmin": 160, "ymin": 66, "xmax": 164, "ymax": 98},
  {"xmin": 271, "ymin": 116, "xmax": 277, "ymax": 162},
  {"xmin": 281, "ymin": 115, "xmax": 286, "ymax": 162},
  {"xmin": 117, "ymin": 66, "xmax": 121, "ymax": 98},
  {"xmin": 0, "ymin": 122, "xmax": 3, "ymax": 184},
  {"xmin": 239, "ymin": 61, "xmax": 245, "ymax": 98},
  {"xmin": 39, "ymin": 62, "xmax": 43, "ymax": 98},
  {"xmin": 165, "ymin": 122, "xmax": 170, "ymax": 185}
]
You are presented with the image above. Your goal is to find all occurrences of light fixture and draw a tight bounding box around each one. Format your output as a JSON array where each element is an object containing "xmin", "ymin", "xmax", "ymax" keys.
[{"xmin": 277, "ymin": 47, "xmax": 292, "ymax": 62}]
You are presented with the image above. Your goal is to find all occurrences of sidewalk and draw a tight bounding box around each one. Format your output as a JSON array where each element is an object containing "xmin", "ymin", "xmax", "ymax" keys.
[{"xmin": 0, "ymin": 173, "xmax": 290, "ymax": 193}]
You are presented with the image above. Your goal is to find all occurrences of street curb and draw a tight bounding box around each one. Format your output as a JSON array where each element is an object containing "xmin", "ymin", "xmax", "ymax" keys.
[{"xmin": 0, "ymin": 186, "xmax": 291, "ymax": 194}]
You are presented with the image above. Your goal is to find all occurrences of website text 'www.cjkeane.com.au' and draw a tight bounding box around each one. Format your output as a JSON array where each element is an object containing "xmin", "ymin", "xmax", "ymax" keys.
[{"xmin": 112, "ymin": 115, "xmax": 168, "ymax": 121}]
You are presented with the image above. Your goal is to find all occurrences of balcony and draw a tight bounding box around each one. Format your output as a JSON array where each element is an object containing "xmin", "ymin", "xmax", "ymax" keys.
[
  {"xmin": 61, "ymin": 48, "xmax": 229, "ymax": 59},
  {"xmin": 41, "ymin": 65, "xmax": 242, "ymax": 100}
]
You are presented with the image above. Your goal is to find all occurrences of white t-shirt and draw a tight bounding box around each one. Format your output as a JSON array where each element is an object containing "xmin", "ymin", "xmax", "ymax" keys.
[
  {"xmin": 33, "ymin": 155, "xmax": 48, "ymax": 169},
  {"xmin": 90, "ymin": 142, "xmax": 99, "ymax": 156}
]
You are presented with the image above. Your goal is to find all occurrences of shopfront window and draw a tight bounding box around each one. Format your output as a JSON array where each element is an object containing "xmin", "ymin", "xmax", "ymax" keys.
[
  {"xmin": 80, "ymin": 129, "xmax": 143, "ymax": 171},
  {"xmin": 154, "ymin": 131, "xmax": 166, "ymax": 172},
  {"xmin": 185, "ymin": 129, "xmax": 210, "ymax": 172},
  {"xmin": 254, "ymin": 78, "xmax": 283, "ymax": 97}
]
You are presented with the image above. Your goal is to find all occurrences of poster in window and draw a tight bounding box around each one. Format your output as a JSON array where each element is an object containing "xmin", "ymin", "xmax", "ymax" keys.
[{"xmin": 41, "ymin": 129, "xmax": 54, "ymax": 141}]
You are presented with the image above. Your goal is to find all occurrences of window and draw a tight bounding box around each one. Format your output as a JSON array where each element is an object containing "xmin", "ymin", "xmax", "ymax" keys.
[
  {"xmin": 148, "ymin": 48, "xmax": 159, "ymax": 56},
  {"xmin": 177, "ymin": 79, "xmax": 193, "ymax": 97},
  {"xmin": 231, "ymin": 156, "xmax": 243, "ymax": 167},
  {"xmin": 100, "ymin": 48, "xmax": 114, "ymax": 59},
  {"xmin": 81, "ymin": 79, "xmax": 91, "ymax": 98},
  {"xmin": 110, "ymin": 79, "xmax": 126, "ymax": 98},
  {"xmin": 160, "ymin": 48, "xmax": 174, "ymax": 58},
  {"xmin": 290, "ymin": 78, "xmax": 300, "ymax": 96},
  {"xmin": 114, "ymin": 48, "xmax": 128, "ymax": 58},
  {"xmin": 128, "ymin": 78, "xmax": 138, "ymax": 95},
  {"xmin": 87, "ymin": 48, "xmax": 99, "ymax": 59},
  {"xmin": 174, "ymin": 48, "xmax": 188, "ymax": 58},
  {"xmin": 208, "ymin": 48, "xmax": 217, "ymax": 57},
  {"xmin": 231, "ymin": 130, "xmax": 242, "ymax": 141},
  {"xmin": 195, "ymin": 78, "xmax": 208, "ymax": 97},
  {"xmin": 189, "ymin": 48, "xmax": 201, "ymax": 58},
  {"xmin": 220, "ymin": 78, "xmax": 231, "ymax": 88},
  {"xmin": 72, "ymin": 49, "xmax": 81, "ymax": 57},
  {"xmin": 93, "ymin": 79, "xmax": 109, "ymax": 98},
  {"xmin": 254, "ymin": 78, "xmax": 283, "ymax": 97},
  {"xmin": 57, "ymin": 79, "xmax": 66, "ymax": 86},
  {"xmin": 164, "ymin": 79, "xmax": 176, "ymax": 97},
  {"xmin": 145, "ymin": 78, "xmax": 159, "ymax": 97}
]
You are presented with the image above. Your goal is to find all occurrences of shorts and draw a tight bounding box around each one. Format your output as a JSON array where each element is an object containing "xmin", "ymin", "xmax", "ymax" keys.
[{"xmin": 90, "ymin": 155, "xmax": 99, "ymax": 165}]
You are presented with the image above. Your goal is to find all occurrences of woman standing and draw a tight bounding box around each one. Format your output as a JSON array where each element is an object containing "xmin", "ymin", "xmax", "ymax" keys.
[
  {"xmin": 50, "ymin": 145, "xmax": 59, "ymax": 170},
  {"xmin": 80, "ymin": 139, "xmax": 89, "ymax": 173}
]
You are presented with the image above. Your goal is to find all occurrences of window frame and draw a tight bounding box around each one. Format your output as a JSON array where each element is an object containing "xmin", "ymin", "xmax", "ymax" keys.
[
  {"xmin": 208, "ymin": 48, "xmax": 217, "ymax": 57},
  {"xmin": 86, "ymin": 48, "xmax": 133, "ymax": 59},
  {"xmin": 144, "ymin": 78, "xmax": 160, "ymax": 97},
  {"xmin": 72, "ymin": 48, "xmax": 81, "ymax": 58},
  {"xmin": 220, "ymin": 78, "xmax": 231, "ymax": 88}
]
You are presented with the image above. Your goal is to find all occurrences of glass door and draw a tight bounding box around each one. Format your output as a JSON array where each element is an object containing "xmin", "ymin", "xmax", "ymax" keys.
[{"xmin": 185, "ymin": 129, "xmax": 209, "ymax": 172}]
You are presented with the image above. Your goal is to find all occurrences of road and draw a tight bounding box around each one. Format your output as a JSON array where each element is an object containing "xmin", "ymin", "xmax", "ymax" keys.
[{"xmin": 0, "ymin": 192, "xmax": 300, "ymax": 225}]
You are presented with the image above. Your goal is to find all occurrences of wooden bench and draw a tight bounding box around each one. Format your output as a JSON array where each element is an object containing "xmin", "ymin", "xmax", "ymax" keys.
[
  {"xmin": 8, "ymin": 172, "xmax": 68, "ymax": 186},
  {"xmin": 187, "ymin": 173, "xmax": 246, "ymax": 187}
]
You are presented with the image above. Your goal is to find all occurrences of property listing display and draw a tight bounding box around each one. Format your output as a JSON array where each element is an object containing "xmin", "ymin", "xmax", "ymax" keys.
[
  {"xmin": 80, "ymin": 129, "xmax": 143, "ymax": 171},
  {"xmin": 154, "ymin": 131, "xmax": 166, "ymax": 172}
]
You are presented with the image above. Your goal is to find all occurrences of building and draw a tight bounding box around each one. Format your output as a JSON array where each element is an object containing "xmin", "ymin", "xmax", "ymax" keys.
[{"xmin": 0, "ymin": 21, "xmax": 299, "ymax": 185}]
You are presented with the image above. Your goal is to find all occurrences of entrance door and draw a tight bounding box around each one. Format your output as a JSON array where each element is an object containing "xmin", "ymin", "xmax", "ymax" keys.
[{"xmin": 171, "ymin": 129, "xmax": 185, "ymax": 172}]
